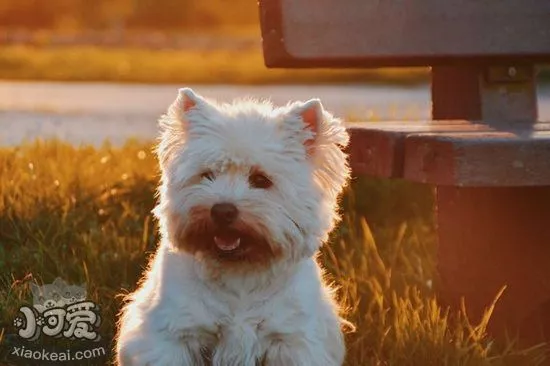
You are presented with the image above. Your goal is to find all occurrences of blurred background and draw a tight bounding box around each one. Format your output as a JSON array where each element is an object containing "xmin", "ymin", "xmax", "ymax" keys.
[
  {"xmin": 0, "ymin": 0, "xmax": 257, "ymax": 31},
  {"xmin": 0, "ymin": 0, "xmax": 427, "ymax": 84},
  {"xmin": 0, "ymin": 0, "xmax": 548, "ymax": 146}
]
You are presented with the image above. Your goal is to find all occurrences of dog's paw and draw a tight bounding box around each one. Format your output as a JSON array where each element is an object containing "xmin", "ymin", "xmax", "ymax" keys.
[
  {"xmin": 118, "ymin": 336, "xmax": 207, "ymax": 366},
  {"xmin": 211, "ymin": 325, "xmax": 262, "ymax": 366},
  {"xmin": 263, "ymin": 339, "xmax": 338, "ymax": 366}
]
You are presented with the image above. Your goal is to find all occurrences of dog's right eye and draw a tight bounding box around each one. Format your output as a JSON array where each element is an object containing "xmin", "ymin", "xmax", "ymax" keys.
[{"xmin": 200, "ymin": 171, "xmax": 215, "ymax": 181}]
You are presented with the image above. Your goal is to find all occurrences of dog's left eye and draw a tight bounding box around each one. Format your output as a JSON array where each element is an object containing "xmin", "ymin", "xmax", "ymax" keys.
[
  {"xmin": 200, "ymin": 171, "xmax": 215, "ymax": 181},
  {"xmin": 249, "ymin": 173, "xmax": 272, "ymax": 189}
]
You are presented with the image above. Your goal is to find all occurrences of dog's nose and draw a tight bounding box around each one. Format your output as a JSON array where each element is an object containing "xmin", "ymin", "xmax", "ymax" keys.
[{"xmin": 211, "ymin": 203, "xmax": 239, "ymax": 226}]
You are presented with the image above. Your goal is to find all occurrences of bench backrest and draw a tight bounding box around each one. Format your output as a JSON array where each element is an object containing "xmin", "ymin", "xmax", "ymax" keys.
[{"xmin": 259, "ymin": 0, "xmax": 550, "ymax": 67}]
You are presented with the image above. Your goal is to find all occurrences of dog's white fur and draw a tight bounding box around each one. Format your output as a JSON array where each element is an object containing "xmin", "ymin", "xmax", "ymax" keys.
[{"xmin": 116, "ymin": 88, "xmax": 351, "ymax": 366}]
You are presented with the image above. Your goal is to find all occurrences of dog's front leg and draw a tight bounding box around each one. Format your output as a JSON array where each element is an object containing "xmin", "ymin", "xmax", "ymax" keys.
[
  {"xmin": 263, "ymin": 337, "xmax": 340, "ymax": 366},
  {"xmin": 211, "ymin": 324, "xmax": 262, "ymax": 366},
  {"xmin": 117, "ymin": 333, "xmax": 208, "ymax": 366}
]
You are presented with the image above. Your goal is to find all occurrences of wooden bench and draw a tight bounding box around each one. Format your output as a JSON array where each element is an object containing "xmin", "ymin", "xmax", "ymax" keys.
[{"xmin": 259, "ymin": 0, "xmax": 550, "ymax": 345}]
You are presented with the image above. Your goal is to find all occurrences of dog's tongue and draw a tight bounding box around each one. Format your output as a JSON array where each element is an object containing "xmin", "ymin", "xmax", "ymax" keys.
[{"xmin": 214, "ymin": 232, "xmax": 241, "ymax": 251}]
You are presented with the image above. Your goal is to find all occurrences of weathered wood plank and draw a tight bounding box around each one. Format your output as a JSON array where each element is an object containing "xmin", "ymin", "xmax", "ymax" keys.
[
  {"xmin": 404, "ymin": 131, "xmax": 550, "ymax": 186},
  {"xmin": 347, "ymin": 121, "xmax": 479, "ymax": 177},
  {"xmin": 346, "ymin": 121, "xmax": 550, "ymax": 186},
  {"xmin": 259, "ymin": 0, "xmax": 550, "ymax": 67}
]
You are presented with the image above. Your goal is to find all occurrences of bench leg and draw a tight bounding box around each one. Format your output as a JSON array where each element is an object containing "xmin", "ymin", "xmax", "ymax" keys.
[{"xmin": 436, "ymin": 186, "xmax": 550, "ymax": 344}]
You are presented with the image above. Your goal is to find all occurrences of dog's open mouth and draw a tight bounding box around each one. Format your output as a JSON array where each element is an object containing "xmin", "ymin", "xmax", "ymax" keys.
[
  {"xmin": 180, "ymin": 216, "xmax": 278, "ymax": 264},
  {"xmin": 212, "ymin": 228, "xmax": 249, "ymax": 259},
  {"xmin": 214, "ymin": 230, "xmax": 241, "ymax": 252}
]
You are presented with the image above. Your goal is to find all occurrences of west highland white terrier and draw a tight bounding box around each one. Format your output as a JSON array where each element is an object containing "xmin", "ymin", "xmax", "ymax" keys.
[{"xmin": 116, "ymin": 88, "xmax": 351, "ymax": 366}]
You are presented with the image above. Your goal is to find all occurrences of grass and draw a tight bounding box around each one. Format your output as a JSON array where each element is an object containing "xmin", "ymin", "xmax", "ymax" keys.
[
  {"xmin": 0, "ymin": 44, "xmax": 549, "ymax": 86},
  {"xmin": 0, "ymin": 140, "xmax": 548, "ymax": 365},
  {"xmin": 0, "ymin": 45, "xmax": 429, "ymax": 85}
]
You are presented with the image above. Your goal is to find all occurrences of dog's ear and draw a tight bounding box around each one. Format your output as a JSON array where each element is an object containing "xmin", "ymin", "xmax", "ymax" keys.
[
  {"xmin": 285, "ymin": 99, "xmax": 348, "ymax": 156},
  {"xmin": 163, "ymin": 88, "xmax": 214, "ymax": 129},
  {"xmin": 290, "ymin": 99, "xmax": 322, "ymax": 156},
  {"xmin": 176, "ymin": 88, "xmax": 207, "ymax": 114},
  {"xmin": 285, "ymin": 98, "xmax": 350, "ymax": 201},
  {"xmin": 157, "ymin": 88, "xmax": 214, "ymax": 168}
]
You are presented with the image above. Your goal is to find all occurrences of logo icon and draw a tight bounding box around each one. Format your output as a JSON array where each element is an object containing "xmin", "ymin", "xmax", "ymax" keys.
[
  {"xmin": 13, "ymin": 278, "xmax": 101, "ymax": 342},
  {"xmin": 3, "ymin": 278, "xmax": 107, "ymax": 364}
]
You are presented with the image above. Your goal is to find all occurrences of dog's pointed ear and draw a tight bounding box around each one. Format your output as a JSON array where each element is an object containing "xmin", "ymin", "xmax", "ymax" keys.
[
  {"xmin": 157, "ymin": 88, "xmax": 214, "ymax": 169},
  {"xmin": 176, "ymin": 88, "xmax": 206, "ymax": 114},
  {"xmin": 164, "ymin": 87, "xmax": 213, "ymax": 129},
  {"xmin": 286, "ymin": 99, "xmax": 323, "ymax": 156},
  {"xmin": 284, "ymin": 98, "xmax": 350, "ymax": 201}
]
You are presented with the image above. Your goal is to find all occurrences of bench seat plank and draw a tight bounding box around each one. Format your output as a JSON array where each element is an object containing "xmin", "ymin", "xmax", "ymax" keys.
[{"xmin": 347, "ymin": 121, "xmax": 550, "ymax": 186}]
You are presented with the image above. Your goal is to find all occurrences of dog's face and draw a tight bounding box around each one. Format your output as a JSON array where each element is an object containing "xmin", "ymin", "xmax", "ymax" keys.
[{"xmin": 154, "ymin": 88, "xmax": 349, "ymax": 270}]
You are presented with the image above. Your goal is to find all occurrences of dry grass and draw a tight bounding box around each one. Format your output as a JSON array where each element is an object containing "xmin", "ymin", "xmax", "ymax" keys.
[
  {"xmin": 0, "ymin": 45, "xmax": 429, "ymax": 85},
  {"xmin": 0, "ymin": 140, "xmax": 547, "ymax": 365}
]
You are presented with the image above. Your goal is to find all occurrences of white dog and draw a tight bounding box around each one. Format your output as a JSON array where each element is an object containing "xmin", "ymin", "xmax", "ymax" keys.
[{"xmin": 116, "ymin": 88, "xmax": 351, "ymax": 366}]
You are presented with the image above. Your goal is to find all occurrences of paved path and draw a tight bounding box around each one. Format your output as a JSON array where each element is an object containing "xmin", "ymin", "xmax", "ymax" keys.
[{"xmin": 1, "ymin": 81, "xmax": 549, "ymax": 146}]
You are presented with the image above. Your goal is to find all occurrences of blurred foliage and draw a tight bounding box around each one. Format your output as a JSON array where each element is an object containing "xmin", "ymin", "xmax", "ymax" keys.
[
  {"xmin": 0, "ymin": 45, "xmax": 429, "ymax": 85},
  {"xmin": 0, "ymin": 0, "xmax": 258, "ymax": 31}
]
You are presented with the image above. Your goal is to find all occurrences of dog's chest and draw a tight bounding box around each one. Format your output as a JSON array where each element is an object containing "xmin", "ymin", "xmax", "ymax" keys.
[{"xmin": 195, "ymin": 291, "xmax": 296, "ymax": 348}]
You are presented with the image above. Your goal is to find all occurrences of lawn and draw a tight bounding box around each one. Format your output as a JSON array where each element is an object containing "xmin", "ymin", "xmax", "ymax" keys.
[
  {"xmin": 0, "ymin": 44, "xmax": 549, "ymax": 86},
  {"xmin": 0, "ymin": 140, "xmax": 547, "ymax": 365}
]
